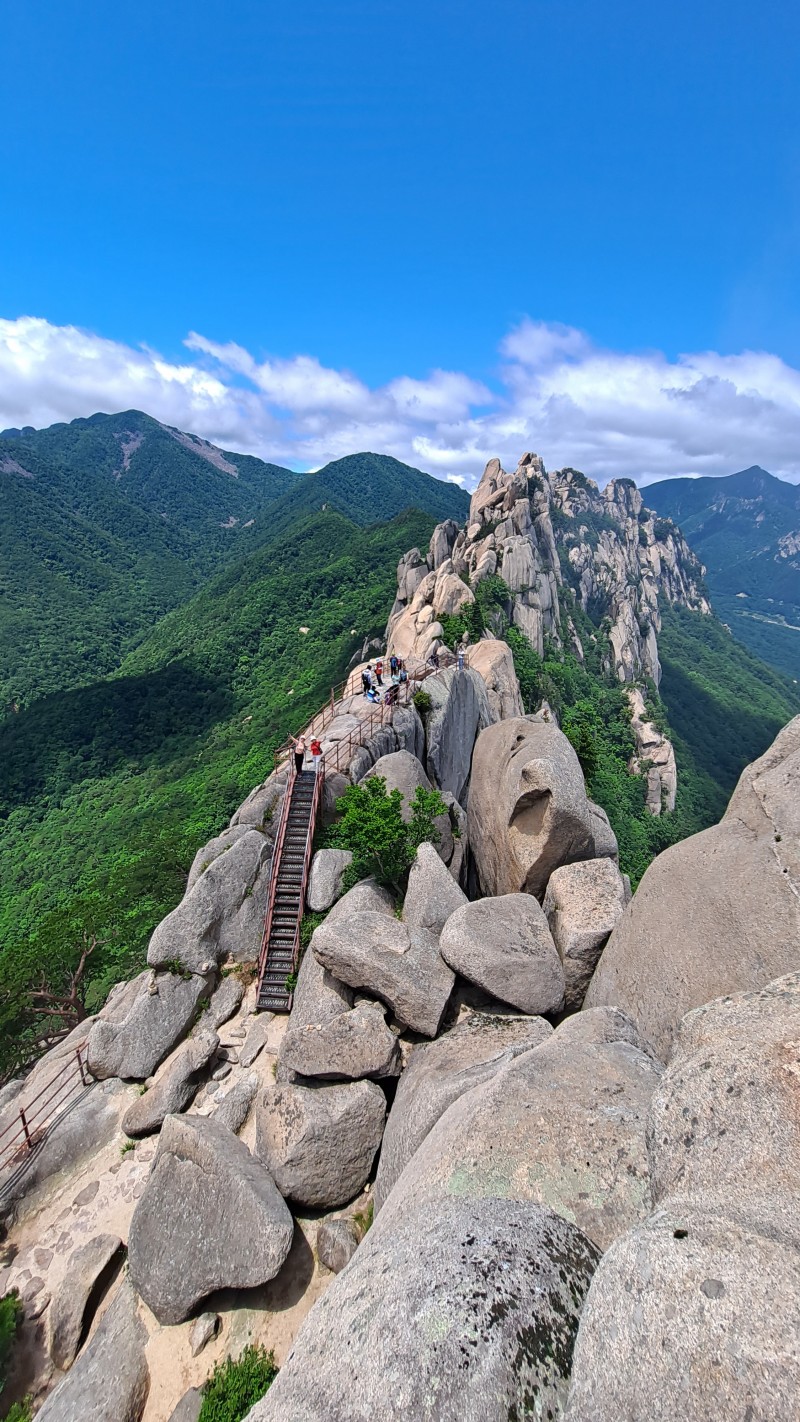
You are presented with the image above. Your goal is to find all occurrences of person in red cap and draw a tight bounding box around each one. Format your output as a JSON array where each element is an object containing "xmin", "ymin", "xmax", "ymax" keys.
[{"xmin": 310, "ymin": 736, "xmax": 323, "ymax": 773}]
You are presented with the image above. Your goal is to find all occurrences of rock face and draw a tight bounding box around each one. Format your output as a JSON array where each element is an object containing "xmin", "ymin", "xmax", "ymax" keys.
[
  {"xmin": 87, "ymin": 970, "xmax": 209, "ymax": 1081},
  {"xmin": 312, "ymin": 907, "xmax": 455, "ymax": 1038},
  {"xmin": 366, "ymin": 750, "xmax": 453, "ymax": 861},
  {"xmin": 565, "ymin": 1199, "xmax": 800, "ymax": 1422},
  {"xmin": 147, "ymin": 828, "xmax": 271, "ymax": 972},
  {"xmin": 468, "ymin": 717, "xmax": 595, "ymax": 898},
  {"xmin": 543, "ymin": 858, "xmax": 628, "ymax": 1009},
  {"xmin": 204, "ymin": 973, "xmax": 245, "ymax": 1029},
  {"xmin": 585, "ymin": 716, "xmax": 800, "ymax": 1059},
  {"xmin": 465, "ymin": 638, "xmax": 524, "ymax": 720},
  {"xmin": 211, "ymin": 1073, "xmax": 259, "ymax": 1133},
  {"xmin": 374, "ymin": 1012, "xmax": 553, "ymax": 1212},
  {"xmin": 128, "ymin": 1114, "xmax": 294, "ymax": 1324},
  {"xmin": 48, "ymin": 1233, "xmax": 124, "ymax": 1370},
  {"xmin": 256, "ymin": 1079, "xmax": 386, "ymax": 1209},
  {"xmin": 306, "ymin": 848, "xmax": 353, "ymax": 912},
  {"xmin": 121, "ymin": 1029, "xmax": 218, "ymax": 1136},
  {"xmin": 424, "ymin": 667, "xmax": 494, "ymax": 804},
  {"xmin": 36, "ymin": 1279, "xmax": 149, "ymax": 1422},
  {"xmin": 587, "ymin": 800, "xmax": 618, "ymax": 861},
  {"xmin": 386, "ymin": 453, "xmax": 709, "ymax": 690},
  {"xmin": 374, "ymin": 1032, "xmax": 661, "ymax": 1251},
  {"xmin": 402, "ymin": 841, "xmax": 467, "ymax": 936},
  {"xmin": 439, "ymin": 894, "xmax": 565, "ymax": 1015},
  {"xmin": 279, "ymin": 1000, "xmax": 401, "ymax": 1081},
  {"xmin": 186, "ymin": 824, "xmax": 248, "ymax": 890},
  {"xmin": 627, "ymin": 686, "xmax": 678, "ymax": 814},
  {"xmin": 647, "ymin": 972, "xmax": 800, "ymax": 1237},
  {"xmin": 249, "ymin": 1197, "xmax": 601, "ymax": 1422},
  {"xmin": 316, "ymin": 1216, "xmax": 360, "ymax": 1274}
]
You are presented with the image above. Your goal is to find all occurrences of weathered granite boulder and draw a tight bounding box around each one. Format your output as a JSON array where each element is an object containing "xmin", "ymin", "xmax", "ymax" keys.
[
  {"xmin": 391, "ymin": 703, "xmax": 425, "ymax": 761},
  {"xmin": 148, "ymin": 829, "xmax": 271, "ymax": 973},
  {"xmin": 187, "ymin": 825, "xmax": 248, "ymax": 890},
  {"xmin": 565, "ymin": 1199, "xmax": 800, "ymax": 1422},
  {"xmin": 36, "ymin": 1279, "xmax": 149, "ymax": 1422},
  {"xmin": 374, "ymin": 1011, "xmax": 553, "ymax": 1212},
  {"xmin": 366, "ymin": 750, "xmax": 453, "ymax": 862},
  {"xmin": 128, "ymin": 1114, "xmax": 294, "ymax": 1324},
  {"xmin": 468, "ymin": 717, "xmax": 595, "ymax": 898},
  {"xmin": 554, "ymin": 1004, "xmax": 652, "ymax": 1054},
  {"xmin": 280, "ymin": 1000, "xmax": 400, "ymax": 1081},
  {"xmin": 587, "ymin": 800, "xmax": 619, "ymax": 862},
  {"xmin": 348, "ymin": 725, "xmax": 397, "ymax": 782},
  {"xmin": 121, "ymin": 1030, "xmax": 218, "ymax": 1136},
  {"xmin": 439, "ymin": 893, "xmax": 565, "ymax": 1015},
  {"xmin": 647, "ymin": 972, "xmax": 800, "ymax": 1240},
  {"xmin": 239, "ymin": 1012, "xmax": 280, "ymax": 1067},
  {"xmin": 312, "ymin": 910, "xmax": 455, "ymax": 1037},
  {"xmin": 374, "ymin": 1032, "xmax": 661, "ymax": 1250},
  {"xmin": 306, "ymin": 849, "xmax": 353, "ymax": 911},
  {"xmin": 211, "ymin": 1073, "xmax": 259, "ymax": 1133},
  {"xmin": 87, "ymin": 970, "xmax": 209, "ymax": 1081},
  {"xmin": 255, "ymin": 1079, "xmax": 386, "ymax": 1209},
  {"xmin": 424, "ymin": 666, "xmax": 493, "ymax": 804},
  {"xmin": 327, "ymin": 876, "xmax": 395, "ymax": 921},
  {"xmin": 466, "ymin": 637, "xmax": 524, "ymax": 721},
  {"xmin": 249, "ymin": 1197, "xmax": 601, "ymax": 1422},
  {"xmin": 189, "ymin": 1312, "xmax": 220, "ymax": 1356},
  {"xmin": 543, "ymin": 858, "xmax": 628, "ymax": 1009},
  {"xmin": 204, "ymin": 973, "xmax": 245, "ymax": 1029},
  {"xmin": 48, "ymin": 1233, "xmax": 124, "ymax": 1370},
  {"xmin": 402, "ymin": 840, "xmax": 467, "ymax": 936},
  {"xmin": 316, "ymin": 1216, "xmax": 360, "ymax": 1274},
  {"xmin": 230, "ymin": 771, "xmax": 286, "ymax": 829},
  {"xmin": 585, "ymin": 716, "xmax": 800, "ymax": 1059},
  {"xmin": 288, "ymin": 935, "xmax": 354, "ymax": 1031},
  {"xmin": 166, "ymin": 1390, "xmax": 202, "ymax": 1422}
]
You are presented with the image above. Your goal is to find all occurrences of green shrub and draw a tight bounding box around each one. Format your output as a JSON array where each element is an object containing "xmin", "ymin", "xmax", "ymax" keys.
[
  {"xmin": 6, "ymin": 1397, "xmax": 33, "ymax": 1421},
  {"xmin": 411, "ymin": 689, "xmax": 433, "ymax": 718},
  {"xmin": 329, "ymin": 775, "xmax": 446, "ymax": 894},
  {"xmin": 0, "ymin": 1290, "xmax": 24, "ymax": 1397},
  {"xmin": 199, "ymin": 1344, "xmax": 279, "ymax": 1422}
]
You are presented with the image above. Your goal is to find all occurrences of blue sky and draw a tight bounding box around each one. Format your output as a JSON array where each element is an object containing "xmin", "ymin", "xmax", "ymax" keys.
[{"xmin": 2, "ymin": 0, "xmax": 800, "ymax": 484}]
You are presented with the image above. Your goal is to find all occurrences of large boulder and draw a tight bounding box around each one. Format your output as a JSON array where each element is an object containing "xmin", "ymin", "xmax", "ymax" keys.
[
  {"xmin": 374, "ymin": 1012, "xmax": 553, "ymax": 1212},
  {"xmin": 392, "ymin": 703, "xmax": 425, "ymax": 761},
  {"xmin": 587, "ymin": 799, "xmax": 619, "ymax": 862},
  {"xmin": 148, "ymin": 829, "xmax": 271, "ymax": 973},
  {"xmin": 256, "ymin": 1079, "xmax": 386, "ymax": 1209},
  {"xmin": 186, "ymin": 825, "xmax": 248, "ymax": 890},
  {"xmin": 87, "ymin": 970, "xmax": 209, "ymax": 1081},
  {"xmin": 289, "ymin": 936, "xmax": 354, "ymax": 1033},
  {"xmin": 316, "ymin": 1216, "xmax": 360, "ymax": 1274},
  {"xmin": 366, "ymin": 750, "xmax": 453, "ymax": 862},
  {"xmin": 565, "ymin": 1199, "xmax": 800, "ymax": 1422},
  {"xmin": 36, "ymin": 1279, "xmax": 149, "ymax": 1422},
  {"xmin": 279, "ymin": 1000, "xmax": 401, "ymax": 1081},
  {"xmin": 204, "ymin": 973, "xmax": 245, "ymax": 1029},
  {"xmin": 647, "ymin": 972, "xmax": 800, "ymax": 1241},
  {"xmin": 128, "ymin": 1114, "xmax": 294, "ymax": 1324},
  {"xmin": 439, "ymin": 893, "xmax": 565, "ymax": 1014},
  {"xmin": 230, "ymin": 771, "xmax": 286, "ymax": 829},
  {"xmin": 468, "ymin": 717, "xmax": 595, "ymax": 898},
  {"xmin": 48, "ymin": 1233, "xmax": 124, "ymax": 1370},
  {"xmin": 543, "ymin": 858, "xmax": 628, "ymax": 1009},
  {"xmin": 424, "ymin": 667, "xmax": 494, "ymax": 803},
  {"xmin": 121, "ymin": 1030, "xmax": 219, "ymax": 1136},
  {"xmin": 584, "ymin": 717, "xmax": 800, "ymax": 1060},
  {"xmin": 306, "ymin": 849, "xmax": 353, "ymax": 911},
  {"xmin": 312, "ymin": 909, "xmax": 455, "ymax": 1037},
  {"xmin": 248, "ymin": 1197, "xmax": 601, "ymax": 1422},
  {"xmin": 374, "ymin": 1032, "xmax": 661, "ymax": 1251},
  {"xmin": 402, "ymin": 841, "xmax": 467, "ymax": 936},
  {"xmin": 466, "ymin": 638, "xmax": 524, "ymax": 721}
]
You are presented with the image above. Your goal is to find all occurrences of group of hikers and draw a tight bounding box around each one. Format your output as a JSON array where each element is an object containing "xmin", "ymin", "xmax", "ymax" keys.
[{"xmin": 360, "ymin": 654, "xmax": 409, "ymax": 705}]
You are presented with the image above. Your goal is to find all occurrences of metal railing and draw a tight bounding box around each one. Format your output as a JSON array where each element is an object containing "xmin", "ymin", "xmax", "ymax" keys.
[{"xmin": 0, "ymin": 1044, "xmax": 91, "ymax": 1175}]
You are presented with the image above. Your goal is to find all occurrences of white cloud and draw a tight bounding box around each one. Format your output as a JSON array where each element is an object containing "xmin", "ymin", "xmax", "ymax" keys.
[{"xmin": 2, "ymin": 314, "xmax": 800, "ymax": 489}]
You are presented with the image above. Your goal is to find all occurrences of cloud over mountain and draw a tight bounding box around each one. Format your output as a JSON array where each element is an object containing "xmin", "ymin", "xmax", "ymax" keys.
[{"xmin": 2, "ymin": 314, "xmax": 800, "ymax": 487}]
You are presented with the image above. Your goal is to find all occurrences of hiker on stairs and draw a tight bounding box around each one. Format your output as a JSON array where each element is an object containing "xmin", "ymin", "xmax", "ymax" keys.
[
  {"xmin": 289, "ymin": 733, "xmax": 307, "ymax": 777},
  {"xmin": 310, "ymin": 736, "xmax": 323, "ymax": 772}
]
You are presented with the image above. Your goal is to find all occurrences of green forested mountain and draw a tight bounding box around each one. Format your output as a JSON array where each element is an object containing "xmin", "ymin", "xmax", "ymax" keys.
[
  {"xmin": 0, "ymin": 415, "xmax": 468, "ymax": 710},
  {"xmin": 646, "ymin": 466, "xmax": 800, "ymax": 680},
  {"xmin": 0, "ymin": 506, "xmax": 436, "ymax": 1074}
]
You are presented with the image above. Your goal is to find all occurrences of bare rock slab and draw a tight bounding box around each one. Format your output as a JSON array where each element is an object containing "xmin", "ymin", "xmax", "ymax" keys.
[
  {"xmin": 279, "ymin": 1001, "xmax": 400, "ymax": 1081},
  {"xmin": 256, "ymin": 1079, "xmax": 386, "ymax": 1209},
  {"xmin": 402, "ymin": 840, "xmax": 467, "ymax": 936},
  {"xmin": 121, "ymin": 1029, "xmax": 218, "ymax": 1137},
  {"xmin": 316, "ymin": 1216, "xmax": 360, "ymax": 1274},
  {"xmin": 374, "ymin": 1011, "xmax": 552, "ymax": 1212},
  {"xmin": 128, "ymin": 1113, "xmax": 294, "ymax": 1324},
  {"xmin": 312, "ymin": 910, "xmax": 454, "ymax": 1037},
  {"xmin": 87, "ymin": 970, "xmax": 208, "ymax": 1082},
  {"xmin": 211, "ymin": 1073, "xmax": 259, "ymax": 1134},
  {"xmin": 48, "ymin": 1232, "xmax": 124, "ymax": 1370},
  {"xmin": 307, "ymin": 849, "xmax": 353, "ymax": 911},
  {"xmin": 249, "ymin": 1197, "xmax": 600, "ymax": 1422},
  {"xmin": 166, "ymin": 1390, "xmax": 203, "ymax": 1422},
  {"xmin": 204, "ymin": 973, "xmax": 245, "ymax": 1029},
  {"xmin": 468, "ymin": 716, "xmax": 595, "ymax": 898},
  {"xmin": 36, "ymin": 1279, "xmax": 149, "ymax": 1422},
  {"xmin": 439, "ymin": 893, "xmax": 565, "ymax": 1014},
  {"xmin": 148, "ymin": 829, "xmax": 271, "ymax": 973},
  {"xmin": 543, "ymin": 858, "xmax": 627, "ymax": 1009},
  {"xmin": 565, "ymin": 1200, "xmax": 800, "ymax": 1422}
]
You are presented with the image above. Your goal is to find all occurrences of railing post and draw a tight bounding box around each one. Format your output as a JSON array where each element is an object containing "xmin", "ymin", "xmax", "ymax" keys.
[
  {"xmin": 19, "ymin": 1107, "xmax": 32, "ymax": 1149},
  {"xmin": 76, "ymin": 1046, "xmax": 87, "ymax": 1086},
  {"xmin": 331, "ymin": 688, "xmax": 335, "ymax": 713}
]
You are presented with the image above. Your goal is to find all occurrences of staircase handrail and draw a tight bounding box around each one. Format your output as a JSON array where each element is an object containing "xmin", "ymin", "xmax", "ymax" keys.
[
  {"xmin": 257, "ymin": 760, "xmax": 297, "ymax": 984},
  {"xmin": 0, "ymin": 1044, "xmax": 91, "ymax": 1174},
  {"xmin": 286, "ymin": 763, "xmax": 325, "ymax": 1008}
]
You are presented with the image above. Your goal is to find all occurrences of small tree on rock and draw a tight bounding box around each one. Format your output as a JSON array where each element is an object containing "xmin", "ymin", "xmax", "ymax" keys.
[{"xmin": 329, "ymin": 775, "xmax": 447, "ymax": 895}]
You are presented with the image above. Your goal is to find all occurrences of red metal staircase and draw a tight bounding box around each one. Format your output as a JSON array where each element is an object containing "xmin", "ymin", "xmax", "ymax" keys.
[{"xmin": 256, "ymin": 766, "xmax": 323, "ymax": 1013}]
